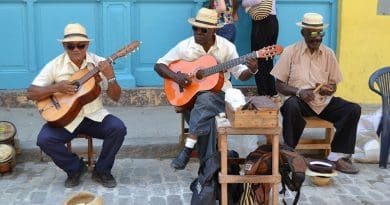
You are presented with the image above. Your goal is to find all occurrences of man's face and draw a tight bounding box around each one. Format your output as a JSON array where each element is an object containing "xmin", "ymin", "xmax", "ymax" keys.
[
  {"xmin": 301, "ymin": 28, "xmax": 324, "ymax": 51},
  {"xmin": 192, "ymin": 26, "xmax": 216, "ymax": 45},
  {"xmin": 63, "ymin": 41, "xmax": 89, "ymax": 63}
]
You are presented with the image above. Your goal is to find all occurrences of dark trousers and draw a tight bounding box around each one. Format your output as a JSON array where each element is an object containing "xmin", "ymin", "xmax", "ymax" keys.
[
  {"xmin": 251, "ymin": 15, "xmax": 279, "ymax": 96},
  {"xmin": 37, "ymin": 114, "xmax": 126, "ymax": 175},
  {"xmin": 281, "ymin": 96, "xmax": 361, "ymax": 154}
]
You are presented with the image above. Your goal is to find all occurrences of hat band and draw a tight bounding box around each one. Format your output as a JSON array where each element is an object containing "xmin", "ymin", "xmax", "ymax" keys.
[
  {"xmin": 63, "ymin": 33, "xmax": 88, "ymax": 39},
  {"xmin": 195, "ymin": 19, "xmax": 218, "ymax": 26},
  {"xmin": 302, "ymin": 22, "xmax": 324, "ymax": 27}
]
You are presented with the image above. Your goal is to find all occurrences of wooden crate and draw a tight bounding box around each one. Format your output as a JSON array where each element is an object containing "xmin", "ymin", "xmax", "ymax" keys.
[{"xmin": 225, "ymin": 96, "xmax": 279, "ymax": 128}]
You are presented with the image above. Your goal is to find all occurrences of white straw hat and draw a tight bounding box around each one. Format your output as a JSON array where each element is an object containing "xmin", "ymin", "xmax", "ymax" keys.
[
  {"xmin": 58, "ymin": 23, "xmax": 93, "ymax": 42},
  {"xmin": 296, "ymin": 13, "xmax": 329, "ymax": 29},
  {"xmin": 188, "ymin": 8, "xmax": 224, "ymax": 29}
]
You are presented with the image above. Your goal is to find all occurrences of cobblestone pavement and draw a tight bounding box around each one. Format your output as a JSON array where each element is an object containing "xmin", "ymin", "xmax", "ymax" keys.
[{"xmin": 1, "ymin": 158, "xmax": 390, "ymax": 205}]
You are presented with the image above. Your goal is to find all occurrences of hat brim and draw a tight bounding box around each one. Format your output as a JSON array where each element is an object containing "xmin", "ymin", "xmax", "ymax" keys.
[
  {"xmin": 296, "ymin": 22, "xmax": 329, "ymax": 29},
  {"xmin": 305, "ymin": 168, "xmax": 337, "ymax": 177},
  {"xmin": 188, "ymin": 18, "xmax": 223, "ymax": 29},
  {"xmin": 57, "ymin": 36, "xmax": 93, "ymax": 42}
]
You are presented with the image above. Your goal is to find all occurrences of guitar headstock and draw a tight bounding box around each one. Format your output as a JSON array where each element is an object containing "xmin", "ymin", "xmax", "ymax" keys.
[
  {"xmin": 109, "ymin": 41, "xmax": 141, "ymax": 61},
  {"xmin": 256, "ymin": 44, "xmax": 283, "ymax": 59}
]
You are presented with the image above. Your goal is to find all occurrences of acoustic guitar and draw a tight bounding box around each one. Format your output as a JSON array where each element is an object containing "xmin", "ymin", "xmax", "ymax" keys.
[
  {"xmin": 37, "ymin": 41, "xmax": 140, "ymax": 127},
  {"xmin": 164, "ymin": 45, "xmax": 283, "ymax": 108}
]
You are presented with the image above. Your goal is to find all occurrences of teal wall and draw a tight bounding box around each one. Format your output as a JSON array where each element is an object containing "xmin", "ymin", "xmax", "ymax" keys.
[{"xmin": 0, "ymin": 0, "xmax": 338, "ymax": 89}]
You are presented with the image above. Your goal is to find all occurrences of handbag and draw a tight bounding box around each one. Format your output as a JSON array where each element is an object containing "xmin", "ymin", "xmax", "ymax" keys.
[{"xmin": 247, "ymin": 0, "xmax": 273, "ymax": 21}]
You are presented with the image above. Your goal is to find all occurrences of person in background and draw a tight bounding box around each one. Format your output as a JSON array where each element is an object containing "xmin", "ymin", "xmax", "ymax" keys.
[
  {"xmin": 270, "ymin": 13, "xmax": 361, "ymax": 174},
  {"xmin": 242, "ymin": 0, "xmax": 279, "ymax": 98},
  {"xmin": 27, "ymin": 23, "xmax": 126, "ymax": 188},
  {"xmin": 210, "ymin": 0, "xmax": 238, "ymax": 43}
]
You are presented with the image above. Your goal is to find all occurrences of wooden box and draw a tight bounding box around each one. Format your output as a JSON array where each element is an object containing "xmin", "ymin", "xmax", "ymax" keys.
[{"xmin": 225, "ymin": 96, "xmax": 279, "ymax": 128}]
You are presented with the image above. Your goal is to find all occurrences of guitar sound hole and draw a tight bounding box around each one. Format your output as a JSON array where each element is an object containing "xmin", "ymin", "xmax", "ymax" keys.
[{"xmin": 196, "ymin": 70, "xmax": 204, "ymax": 80}]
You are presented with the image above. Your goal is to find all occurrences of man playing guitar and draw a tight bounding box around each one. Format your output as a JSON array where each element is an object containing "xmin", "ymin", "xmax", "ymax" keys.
[
  {"xmin": 154, "ymin": 7, "xmax": 258, "ymax": 177},
  {"xmin": 27, "ymin": 23, "xmax": 126, "ymax": 188}
]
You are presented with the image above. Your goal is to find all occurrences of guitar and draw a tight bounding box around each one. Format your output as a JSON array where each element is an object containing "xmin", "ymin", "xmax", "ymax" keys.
[
  {"xmin": 164, "ymin": 44, "xmax": 283, "ymax": 108},
  {"xmin": 37, "ymin": 41, "xmax": 140, "ymax": 127}
]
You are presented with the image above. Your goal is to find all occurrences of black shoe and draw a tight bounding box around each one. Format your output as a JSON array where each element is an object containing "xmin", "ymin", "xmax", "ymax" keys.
[
  {"xmin": 171, "ymin": 147, "xmax": 192, "ymax": 170},
  {"xmin": 64, "ymin": 160, "xmax": 88, "ymax": 188},
  {"xmin": 92, "ymin": 170, "xmax": 117, "ymax": 188}
]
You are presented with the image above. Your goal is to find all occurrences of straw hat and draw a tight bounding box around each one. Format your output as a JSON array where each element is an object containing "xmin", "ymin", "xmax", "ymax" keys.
[
  {"xmin": 188, "ymin": 8, "xmax": 224, "ymax": 29},
  {"xmin": 63, "ymin": 191, "xmax": 104, "ymax": 205},
  {"xmin": 296, "ymin": 13, "xmax": 329, "ymax": 29},
  {"xmin": 58, "ymin": 23, "xmax": 93, "ymax": 42}
]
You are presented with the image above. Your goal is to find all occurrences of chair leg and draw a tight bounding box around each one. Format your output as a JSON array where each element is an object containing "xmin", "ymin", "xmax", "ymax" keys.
[
  {"xmin": 379, "ymin": 118, "xmax": 389, "ymax": 168},
  {"xmin": 87, "ymin": 137, "xmax": 93, "ymax": 167}
]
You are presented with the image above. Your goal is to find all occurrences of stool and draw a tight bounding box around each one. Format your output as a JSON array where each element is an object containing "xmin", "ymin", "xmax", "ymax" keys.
[
  {"xmin": 295, "ymin": 117, "xmax": 334, "ymax": 156},
  {"xmin": 66, "ymin": 134, "xmax": 95, "ymax": 167},
  {"xmin": 216, "ymin": 115, "xmax": 281, "ymax": 205}
]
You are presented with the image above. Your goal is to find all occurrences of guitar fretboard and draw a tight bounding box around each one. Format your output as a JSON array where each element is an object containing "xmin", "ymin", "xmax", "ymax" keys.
[{"xmin": 203, "ymin": 52, "xmax": 257, "ymax": 77}]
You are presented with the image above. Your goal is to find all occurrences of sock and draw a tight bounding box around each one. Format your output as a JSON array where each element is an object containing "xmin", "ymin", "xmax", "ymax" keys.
[
  {"xmin": 185, "ymin": 138, "xmax": 197, "ymax": 149},
  {"xmin": 327, "ymin": 152, "xmax": 350, "ymax": 161}
]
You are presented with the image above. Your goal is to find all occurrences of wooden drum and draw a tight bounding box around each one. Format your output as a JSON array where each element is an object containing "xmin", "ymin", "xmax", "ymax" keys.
[
  {"xmin": 0, "ymin": 121, "xmax": 17, "ymax": 146},
  {"xmin": 0, "ymin": 144, "xmax": 16, "ymax": 173}
]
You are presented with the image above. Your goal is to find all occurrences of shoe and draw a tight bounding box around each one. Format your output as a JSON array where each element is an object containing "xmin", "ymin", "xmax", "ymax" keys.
[
  {"xmin": 92, "ymin": 170, "xmax": 117, "ymax": 188},
  {"xmin": 171, "ymin": 147, "xmax": 192, "ymax": 170},
  {"xmin": 64, "ymin": 160, "xmax": 88, "ymax": 188},
  {"xmin": 334, "ymin": 158, "xmax": 359, "ymax": 174}
]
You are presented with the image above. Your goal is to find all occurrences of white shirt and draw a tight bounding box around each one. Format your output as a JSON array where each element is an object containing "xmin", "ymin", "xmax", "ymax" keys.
[
  {"xmin": 32, "ymin": 52, "xmax": 110, "ymax": 132},
  {"xmin": 157, "ymin": 35, "xmax": 248, "ymax": 92}
]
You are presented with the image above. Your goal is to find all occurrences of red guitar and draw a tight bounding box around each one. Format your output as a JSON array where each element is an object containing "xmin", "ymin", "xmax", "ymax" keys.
[
  {"xmin": 164, "ymin": 45, "xmax": 283, "ymax": 108},
  {"xmin": 37, "ymin": 41, "xmax": 140, "ymax": 127}
]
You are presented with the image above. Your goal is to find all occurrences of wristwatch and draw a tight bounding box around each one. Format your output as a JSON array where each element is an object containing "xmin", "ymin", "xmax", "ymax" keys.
[{"xmin": 296, "ymin": 89, "xmax": 302, "ymax": 97}]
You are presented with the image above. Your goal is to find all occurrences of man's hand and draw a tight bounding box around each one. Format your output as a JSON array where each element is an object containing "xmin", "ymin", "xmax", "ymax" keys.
[
  {"xmin": 246, "ymin": 57, "xmax": 258, "ymax": 74},
  {"xmin": 173, "ymin": 71, "xmax": 191, "ymax": 88},
  {"xmin": 318, "ymin": 83, "xmax": 335, "ymax": 96},
  {"xmin": 98, "ymin": 60, "xmax": 115, "ymax": 80},
  {"xmin": 299, "ymin": 89, "xmax": 315, "ymax": 103},
  {"xmin": 55, "ymin": 80, "xmax": 78, "ymax": 95}
]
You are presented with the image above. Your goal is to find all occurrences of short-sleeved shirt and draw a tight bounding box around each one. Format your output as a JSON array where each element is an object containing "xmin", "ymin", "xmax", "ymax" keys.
[
  {"xmin": 157, "ymin": 35, "xmax": 248, "ymax": 92},
  {"xmin": 32, "ymin": 52, "xmax": 110, "ymax": 132},
  {"xmin": 214, "ymin": 0, "xmax": 234, "ymax": 24},
  {"xmin": 270, "ymin": 40, "xmax": 343, "ymax": 113}
]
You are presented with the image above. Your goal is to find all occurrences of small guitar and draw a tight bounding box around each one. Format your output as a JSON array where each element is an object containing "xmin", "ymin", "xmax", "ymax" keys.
[
  {"xmin": 164, "ymin": 44, "xmax": 283, "ymax": 107},
  {"xmin": 37, "ymin": 41, "xmax": 140, "ymax": 127}
]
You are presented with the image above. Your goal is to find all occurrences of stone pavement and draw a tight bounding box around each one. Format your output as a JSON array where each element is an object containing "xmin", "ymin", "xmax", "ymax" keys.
[
  {"xmin": 1, "ymin": 105, "xmax": 390, "ymax": 205},
  {"xmin": 1, "ymin": 158, "xmax": 390, "ymax": 205}
]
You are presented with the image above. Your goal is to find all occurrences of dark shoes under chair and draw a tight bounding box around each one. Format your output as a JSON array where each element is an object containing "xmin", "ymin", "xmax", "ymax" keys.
[
  {"xmin": 171, "ymin": 147, "xmax": 193, "ymax": 170},
  {"xmin": 92, "ymin": 170, "xmax": 117, "ymax": 188},
  {"xmin": 333, "ymin": 157, "xmax": 359, "ymax": 174},
  {"xmin": 64, "ymin": 160, "xmax": 88, "ymax": 188}
]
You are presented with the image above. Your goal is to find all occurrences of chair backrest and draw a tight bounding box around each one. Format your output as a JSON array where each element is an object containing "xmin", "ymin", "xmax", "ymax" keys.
[{"xmin": 369, "ymin": 66, "xmax": 390, "ymax": 115}]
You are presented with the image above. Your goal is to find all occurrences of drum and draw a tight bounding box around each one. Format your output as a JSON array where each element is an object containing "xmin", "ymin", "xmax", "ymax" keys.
[
  {"xmin": 0, "ymin": 121, "xmax": 17, "ymax": 146},
  {"xmin": 0, "ymin": 144, "xmax": 16, "ymax": 173}
]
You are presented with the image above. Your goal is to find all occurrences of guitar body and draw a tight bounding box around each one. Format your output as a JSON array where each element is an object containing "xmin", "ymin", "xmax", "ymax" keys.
[
  {"xmin": 36, "ymin": 69, "xmax": 101, "ymax": 127},
  {"xmin": 164, "ymin": 55, "xmax": 224, "ymax": 107}
]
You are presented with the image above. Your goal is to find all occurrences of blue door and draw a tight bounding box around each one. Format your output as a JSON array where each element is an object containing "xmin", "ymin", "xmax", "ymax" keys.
[{"xmin": 0, "ymin": 0, "xmax": 338, "ymax": 89}]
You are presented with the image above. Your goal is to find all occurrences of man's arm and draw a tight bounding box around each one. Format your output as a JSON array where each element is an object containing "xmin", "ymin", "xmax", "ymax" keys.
[
  {"xmin": 98, "ymin": 60, "xmax": 121, "ymax": 101},
  {"xmin": 154, "ymin": 63, "xmax": 191, "ymax": 88},
  {"xmin": 238, "ymin": 57, "xmax": 258, "ymax": 81},
  {"xmin": 27, "ymin": 81, "xmax": 78, "ymax": 101},
  {"xmin": 275, "ymin": 79, "xmax": 315, "ymax": 103}
]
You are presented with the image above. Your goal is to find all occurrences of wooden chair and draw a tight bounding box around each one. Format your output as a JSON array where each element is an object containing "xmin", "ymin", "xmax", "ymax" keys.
[
  {"xmin": 295, "ymin": 117, "xmax": 334, "ymax": 156},
  {"xmin": 66, "ymin": 134, "xmax": 95, "ymax": 167}
]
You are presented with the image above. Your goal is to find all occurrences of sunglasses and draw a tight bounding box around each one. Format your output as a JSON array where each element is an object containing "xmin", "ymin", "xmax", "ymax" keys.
[
  {"xmin": 192, "ymin": 26, "xmax": 208, "ymax": 34},
  {"xmin": 308, "ymin": 31, "xmax": 325, "ymax": 38},
  {"xmin": 65, "ymin": 43, "xmax": 87, "ymax": 50}
]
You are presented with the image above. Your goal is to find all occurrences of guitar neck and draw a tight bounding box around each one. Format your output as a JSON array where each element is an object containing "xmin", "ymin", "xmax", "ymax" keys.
[
  {"xmin": 202, "ymin": 52, "xmax": 257, "ymax": 77},
  {"xmin": 74, "ymin": 54, "xmax": 116, "ymax": 86}
]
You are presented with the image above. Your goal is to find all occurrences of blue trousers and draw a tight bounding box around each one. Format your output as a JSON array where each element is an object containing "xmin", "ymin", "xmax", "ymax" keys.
[{"xmin": 37, "ymin": 114, "xmax": 126, "ymax": 175}]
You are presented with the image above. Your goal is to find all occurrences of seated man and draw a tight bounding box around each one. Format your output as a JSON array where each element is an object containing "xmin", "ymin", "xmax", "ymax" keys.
[
  {"xmin": 270, "ymin": 13, "xmax": 361, "ymax": 174},
  {"xmin": 154, "ymin": 7, "xmax": 258, "ymax": 172},
  {"xmin": 27, "ymin": 23, "xmax": 127, "ymax": 188}
]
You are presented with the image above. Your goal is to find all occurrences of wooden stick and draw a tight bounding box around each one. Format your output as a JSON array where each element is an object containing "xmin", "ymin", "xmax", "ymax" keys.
[{"xmin": 313, "ymin": 83, "xmax": 324, "ymax": 93}]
